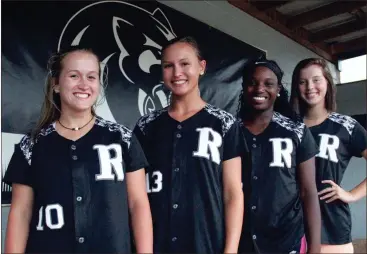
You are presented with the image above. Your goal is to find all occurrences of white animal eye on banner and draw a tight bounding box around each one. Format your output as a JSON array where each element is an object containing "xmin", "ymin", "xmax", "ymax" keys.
[{"xmin": 1, "ymin": 0, "xmax": 265, "ymax": 204}]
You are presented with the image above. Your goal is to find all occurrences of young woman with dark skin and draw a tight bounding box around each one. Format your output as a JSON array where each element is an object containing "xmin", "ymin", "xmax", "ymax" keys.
[{"xmin": 237, "ymin": 59, "xmax": 321, "ymax": 253}]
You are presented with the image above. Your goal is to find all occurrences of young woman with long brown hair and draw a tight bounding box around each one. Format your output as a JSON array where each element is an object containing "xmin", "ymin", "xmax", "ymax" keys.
[{"xmin": 290, "ymin": 58, "xmax": 367, "ymax": 253}]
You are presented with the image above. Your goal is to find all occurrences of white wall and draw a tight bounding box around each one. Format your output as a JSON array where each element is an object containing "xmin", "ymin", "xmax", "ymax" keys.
[{"xmin": 158, "ymin": 0, "xmax": 340, "ymax": 88}]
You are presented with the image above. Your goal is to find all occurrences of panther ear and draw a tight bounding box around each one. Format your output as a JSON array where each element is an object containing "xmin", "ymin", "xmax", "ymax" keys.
[{"xmin": 152, "ymin": 8, "xmax": 174, "ymax": 34}]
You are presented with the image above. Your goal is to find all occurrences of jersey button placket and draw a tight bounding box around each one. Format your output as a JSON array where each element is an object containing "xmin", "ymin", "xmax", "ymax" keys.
[
  {"xmin": 77, "ymin": 236, "xmax": 85, "ymax": 244},
  {"xmin": 252, "ymin": 138, "xmax": 257, "ymax": 148},
  {"xmin": 171, "ymin": 124, "xmax": 183, "ymax": 248},
  {"xmin": 250, "ymin": 137, "xmax": 261, "ymax": 243},
  {"xmin": 71, "ymin": 144, "xmax": 82, "ymax": 204},
  {"xmin": 176, "ymin": 124, "xmax": 182, "ymax": 139},
  {"xmin": 71, "ymin": 143, "xmax": 77, "ymax": 160},
  {"xmin": 252, "ymin": 136, "xmax": 257, "ymax": 148},
  {"xmin": 70, "ymin": 143, "xmax": 87, "ymax": 251}
]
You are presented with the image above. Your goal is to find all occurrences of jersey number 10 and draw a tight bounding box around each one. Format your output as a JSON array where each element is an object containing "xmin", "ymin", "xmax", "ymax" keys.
[{"xmin": 36, "ymin": 204, "xmax": 65, "ymax": 230}]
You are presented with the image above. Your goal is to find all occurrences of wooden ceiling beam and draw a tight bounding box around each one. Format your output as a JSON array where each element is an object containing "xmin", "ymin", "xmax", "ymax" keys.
[
  {"xmin": 250, "ymin": 0, "xmax": 291, "ymax": 11},
  {"xmin": 310, "ymin": 17, "xmax": 367, "ymax": 43},
  {"xmin": 227, "ymin": 0, "xmax": 334, "ymax": 62},
  {"xmin": 331, "ymin": 36, "xmax": 366, "ymax": 55},
  {"xmin": 336, "ymin": 48, "xmax": 367, "ymax": 60},
  {"xmin": 287, "ymin": 1, "xmax": 367, "ymax": 29}
]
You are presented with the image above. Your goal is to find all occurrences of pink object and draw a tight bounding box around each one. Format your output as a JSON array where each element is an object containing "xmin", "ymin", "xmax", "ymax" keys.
[{"xmin": 300, "ymin": 235, "xmax": 307, "ymax": 253}]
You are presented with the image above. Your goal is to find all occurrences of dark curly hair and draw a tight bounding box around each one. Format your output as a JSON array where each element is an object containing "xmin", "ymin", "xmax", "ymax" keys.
[{"xmin": 237, "ymin": 59, "xmax": 301, "ymax": 122}]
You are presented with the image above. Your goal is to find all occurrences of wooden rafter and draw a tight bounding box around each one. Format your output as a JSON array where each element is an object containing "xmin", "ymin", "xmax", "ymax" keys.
[
  {"xmin": 310, "ymin": 16, "xmax": 367, "ymax": 43},
  {"xmin": 287, "ymin": 1, "xmax": 367, "ymax": 29},
  {"xmin": 227, "ymin": 0, "xmax": 334, "ymax": 61},
  {"xmin": 331, "ymin": 36, "xmax": 367, "ymax": 55},
  {"xmin": 250, "ymin": 0, "xmax": 290, "ymax": 11},
  {"xmin": 336, "ymin": 48, "xmax": 367, "ymax": 60}
]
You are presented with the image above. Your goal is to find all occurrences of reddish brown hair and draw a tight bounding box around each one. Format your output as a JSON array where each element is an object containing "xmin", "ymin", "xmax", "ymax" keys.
[{"xmin": 290, "ymin": 58, "xmax": 336, "ymax": 116}]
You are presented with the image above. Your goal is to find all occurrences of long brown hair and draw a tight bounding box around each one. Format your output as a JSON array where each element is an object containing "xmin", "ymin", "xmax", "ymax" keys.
[
  {"xmin": 290, "ymin": 58, "xmax": 336, "ymax": 116},
  {"xmin": 31, "ymin": 46, "xmax": 104, "ymax": 141}
]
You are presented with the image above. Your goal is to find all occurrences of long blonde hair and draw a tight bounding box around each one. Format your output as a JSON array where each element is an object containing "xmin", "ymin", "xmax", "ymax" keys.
[{"xmin": 31, "ymin": 46, "xmax": 106, "ymax": 141}]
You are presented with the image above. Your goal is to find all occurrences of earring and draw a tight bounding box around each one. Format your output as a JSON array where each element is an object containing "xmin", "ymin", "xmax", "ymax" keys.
[
  {"xmin": 54, "ymin": 89, "xmax": 60, "ymax": 93},
  {"xmin": 200, "ymin": 71, "xmax": 204, "ymax": 75},
  {"xmin": 277, "ymin": 93, "xmax": 280, "ymax": 97}
]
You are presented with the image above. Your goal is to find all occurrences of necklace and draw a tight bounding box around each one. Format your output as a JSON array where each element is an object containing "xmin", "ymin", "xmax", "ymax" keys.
[{"xmin": 58, "ymin": 115, "xmax": 95, "ymax": 131}]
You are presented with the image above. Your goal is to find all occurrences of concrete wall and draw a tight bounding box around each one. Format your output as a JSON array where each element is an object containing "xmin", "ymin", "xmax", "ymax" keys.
[
  {"xmin": 341, "ymin": 156, "xmax": 367, "ymax": 240},
  {"xmin": 337, "ymin": 80, "xmax": 367, "ymax": 240},
  {"xmin": 336, "ymin": 80, "xmax": 366, "ymax": 116}
]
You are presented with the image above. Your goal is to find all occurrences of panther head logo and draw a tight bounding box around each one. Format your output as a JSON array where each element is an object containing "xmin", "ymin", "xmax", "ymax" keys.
[{"xmin": 58, "ymin": 1, "xmax": 176, "ymax": 122}]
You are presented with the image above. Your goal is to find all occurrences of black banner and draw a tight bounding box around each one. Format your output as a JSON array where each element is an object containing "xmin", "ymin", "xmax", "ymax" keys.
[{"xmin": 1, "ymin": 0, "xmax": 264, "ymax": 204}]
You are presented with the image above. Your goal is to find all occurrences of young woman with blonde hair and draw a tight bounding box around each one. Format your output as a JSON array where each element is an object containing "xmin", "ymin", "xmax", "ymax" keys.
[{"xmin": 4, "ymin": 46, "xmax": 153, "ymax": 253}]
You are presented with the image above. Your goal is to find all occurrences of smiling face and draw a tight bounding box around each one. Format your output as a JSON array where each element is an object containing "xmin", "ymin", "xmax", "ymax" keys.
[
  {"xmin": 53, "ymin": 51, "xmax": 100, "ymax": 113},
  {"xmin": 162, "ymin": 42, "xmax": 206, "ymax": 97},
  {"xmin": 298, "ymin": 64, "xmax": 328, "ymax": 108},
  {"xmin": 244, "ymin": 66, "xmax": 280, "ymax": 112}
]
